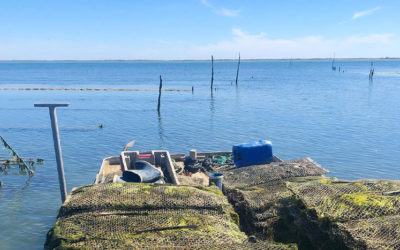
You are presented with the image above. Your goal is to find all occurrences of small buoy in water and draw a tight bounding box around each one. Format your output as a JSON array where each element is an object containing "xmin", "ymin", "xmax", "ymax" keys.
[{"xmin": 98, "ymin": 124, "xmax": 103, "ymax": 128}]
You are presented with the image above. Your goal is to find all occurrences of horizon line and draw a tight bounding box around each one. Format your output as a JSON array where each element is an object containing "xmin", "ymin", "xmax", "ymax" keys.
[{"xmin": 0, "ymin": 57, "xmax": 399, "ymax": 62}]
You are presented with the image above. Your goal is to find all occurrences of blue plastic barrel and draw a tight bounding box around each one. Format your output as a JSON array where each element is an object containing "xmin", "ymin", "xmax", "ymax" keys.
[{"xmin": 232, "ymin": 140, "xmax": 273, "ymax": 167}]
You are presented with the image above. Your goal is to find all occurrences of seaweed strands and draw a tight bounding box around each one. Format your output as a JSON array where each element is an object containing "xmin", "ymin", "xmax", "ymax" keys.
[{"xmin": 0, "ymin": 135, "xmax": 35, "ymax": 176}]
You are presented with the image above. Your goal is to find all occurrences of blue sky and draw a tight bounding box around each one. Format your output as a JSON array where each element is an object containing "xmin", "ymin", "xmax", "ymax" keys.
[{"xmin": 0, "ymin": 0, "xmax": 399, "ymax": 59}]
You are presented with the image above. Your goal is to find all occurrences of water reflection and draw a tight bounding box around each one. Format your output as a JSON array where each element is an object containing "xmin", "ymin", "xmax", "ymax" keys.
[
  {"xmin": 209, "ymin": 90, "xmax": 215, "ymax": 114},
  {"xmin": 157, "ymin": 111, "xmax": 165, "ymax": 148},
  {"xmin": 235, "ymin": 84, "xmax": 241, "ymax": 106},
  {"xmin": 2, "ymin": 176, "xmax": 31, "ymax": 215},
  {"xmin": 368, "ymin": 78, "xmax": 373, "ymax": 105},
  {"xmin": 2, "ymin": 60, "xmax": 400, "ymax": 249},
  {"xmin": 208, "ymin": 90, "xmax": 215, "ymax": 130}
]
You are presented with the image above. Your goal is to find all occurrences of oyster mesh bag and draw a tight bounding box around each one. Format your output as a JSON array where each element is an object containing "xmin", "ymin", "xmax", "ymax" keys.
[{"xmin": 45, "ymin": 183, "xmax": 294, "ymax": 249}]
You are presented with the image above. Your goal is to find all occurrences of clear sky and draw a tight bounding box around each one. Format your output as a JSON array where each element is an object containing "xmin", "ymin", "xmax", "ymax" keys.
[{"xmin": 0, "ymin": 0, "xmax": 399, "ymax": 60}]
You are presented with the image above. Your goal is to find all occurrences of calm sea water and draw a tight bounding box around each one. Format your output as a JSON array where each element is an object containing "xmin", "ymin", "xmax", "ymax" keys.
[{"xmin": 0, "ymin": 60, "xmax": 399, "ymax": 249}]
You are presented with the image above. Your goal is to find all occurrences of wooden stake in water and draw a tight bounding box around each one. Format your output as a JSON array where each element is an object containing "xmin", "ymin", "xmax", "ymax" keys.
[
  {"xmin": 331, "ymin": 52, "xmax": 336, "ymax": 71},
  {"xmin": 34, "ymin": 103, "xmax": 69, "ymax": 203},
  {"xmin": 369, "ymin": 61, "xmax": 374, "ymax": 80},
  {"xmin": 157, "ymin": 75, "xmax": 162, "ymax": 112},
  {"xmin": 211, "ymin": 55, "xmax": 214, "ymax": 90},
  {"xmin": 235, "ymin": 53, "xmax": 240, "ymax": 85}
]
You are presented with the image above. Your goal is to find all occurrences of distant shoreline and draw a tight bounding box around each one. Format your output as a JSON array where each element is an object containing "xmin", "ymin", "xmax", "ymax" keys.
[
  {"xmin": 0, "ymin": 87, "xmax": 190, "ymax": 92},
  {"xmin": 0, "ymin": 57, "xmax": 399, "ymax": 62}
]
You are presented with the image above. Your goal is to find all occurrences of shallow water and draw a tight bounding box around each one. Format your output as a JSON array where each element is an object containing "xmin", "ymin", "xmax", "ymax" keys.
[{"xmin": 0, "ymin": 59, "xmax": 399, "ymax": 249}]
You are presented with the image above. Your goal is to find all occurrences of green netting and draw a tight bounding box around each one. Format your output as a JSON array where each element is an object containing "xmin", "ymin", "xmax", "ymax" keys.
[
  {"xmin": 46, "ymin": 157, "xmax": 400, "ymax": 249},
  {"xmin": 226, "ymin": 181, "xmax": 293, "ymax": 241},
  {"xmin": 335, "ymin": 215, "xmax": 400, "ymax": 250},
  {"xmin": 287, "ymin": 178, "xmax": 400, "ymax": 249},
  {"xmin": 45, "ymin": 183, "xmax": 294, "ymax": 249},
  {"xmin": 225, "ymin": 166, "xmax": 400, "ymax": 250},
  {"xmin": 58, "ymin": 183, "xmax": 231, "ymax": 217},
  {"xmin": 288, "ymin": 178, "xmax": 400, "ymax": 221},
  {"xmin": 222, "ymin": 158, "xmax": 328, "ymax": 189}
]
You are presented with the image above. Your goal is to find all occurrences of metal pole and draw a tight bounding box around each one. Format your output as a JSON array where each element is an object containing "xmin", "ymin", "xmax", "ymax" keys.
[{"xmin": 34, "ymin": 103, "xmax": 69, "ymax": 203}]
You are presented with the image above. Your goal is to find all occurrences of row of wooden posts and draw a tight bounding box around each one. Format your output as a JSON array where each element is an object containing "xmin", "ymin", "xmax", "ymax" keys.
[{"xmin": 157, "ymin": 53, "xmax": 241, "ymax": 112}]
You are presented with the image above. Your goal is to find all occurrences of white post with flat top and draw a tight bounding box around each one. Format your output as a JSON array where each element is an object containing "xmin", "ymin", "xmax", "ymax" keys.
[{"xmin": 34, "ymin": 103, "xmax": 69, "ymax": 203}]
